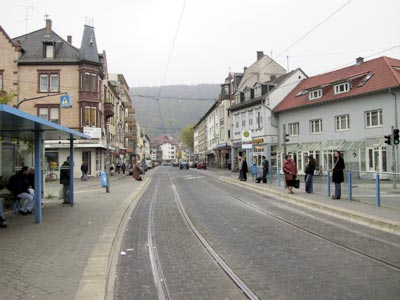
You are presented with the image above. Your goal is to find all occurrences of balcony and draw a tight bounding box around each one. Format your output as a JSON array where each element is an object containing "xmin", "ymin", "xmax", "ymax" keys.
[
  {"xmin": 104, "ymin": 102, "xmax": 114, "ymax": 119},
  {"xmin": 128, "ymin": 106, "xmax": 135, "ymax": 113}
]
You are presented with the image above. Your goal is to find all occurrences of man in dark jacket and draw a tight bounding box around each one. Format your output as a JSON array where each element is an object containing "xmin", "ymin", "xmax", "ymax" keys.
[
  {"xmin": 332, "ymin": 150, "xmax": 345, "ymax": 199},
  {"xmin": 261, "ymin": 156, "xmax": 269, "ymax": 183},
  {"xmin": 8, "ymin": 166, "xmax": 34, "ymax": 214},
  {"xmin": 241, "ymin": 157, "xmax": 248, "ymax": 181},
  {"xmin": 305, "ymin": 155, "xmax": 316, "ymax": 193},
  {"xmin": 60, "ymin": 156, "xmax": 71, "ymax": 204}
]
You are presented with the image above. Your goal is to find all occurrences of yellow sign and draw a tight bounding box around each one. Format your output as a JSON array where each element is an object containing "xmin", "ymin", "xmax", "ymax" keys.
[{"xmin": 253, "ymin": 138, "xmax": 264, "ymax": 144}]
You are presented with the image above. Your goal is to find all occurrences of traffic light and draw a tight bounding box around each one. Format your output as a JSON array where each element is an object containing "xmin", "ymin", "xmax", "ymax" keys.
[
  {"xmin": 394, "ymin": 128, "xmax": 399, "ymax": 145},
  {"xmin": 384, "ymin": 134, "xmax": 391, "ymax": 145},
  {"xmin": 285, "ymin": 134, "xmax": 290, "ymax": 143}
]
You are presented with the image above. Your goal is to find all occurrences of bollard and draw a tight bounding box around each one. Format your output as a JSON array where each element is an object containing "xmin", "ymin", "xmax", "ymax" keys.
[
  {"xmin": 327, "ymin": 170, "xmax": 331, "ymax": 197},
  {"xmin": 376, "ymin": 172, "xmax": 380, "ymax": 207},
  {"xmin": 278, "ymin": 171, "xmax": 281, "ymax": 187},
  {"xmin": 269, "ymin": 167, "xmax": 273, "ymax": 184},
  {"xmin": 348, "ymin": 172, "xmax": 352, "ymax": 201}
]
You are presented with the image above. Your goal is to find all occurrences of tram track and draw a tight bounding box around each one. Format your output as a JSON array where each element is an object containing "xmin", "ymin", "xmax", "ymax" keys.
[{"xmin": 201, "ymin": 178, "xmax": 400, "ymax": 272}]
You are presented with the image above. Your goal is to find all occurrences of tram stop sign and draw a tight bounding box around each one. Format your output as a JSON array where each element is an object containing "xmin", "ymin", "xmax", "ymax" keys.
[{"xmin": 60, "ymin": 94, "xmax": 72, "ymax": 108}]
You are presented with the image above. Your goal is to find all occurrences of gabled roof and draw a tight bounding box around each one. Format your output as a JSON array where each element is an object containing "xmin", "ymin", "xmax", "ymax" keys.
[
  {"xmin": 12, "ymin": 28, "xmax": 79, "ymax": 64},
  {"xmin": 274, "ymin": 56, "xmax": 400, "ymax": 112},
  {"xmin": 0, "ymin": 25, "xmax": 21, "ymax": 49}
]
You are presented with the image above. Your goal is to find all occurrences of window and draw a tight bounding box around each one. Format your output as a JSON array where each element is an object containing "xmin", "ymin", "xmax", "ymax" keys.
[
  {"xmin": 256, "ymin": 111, "xmax": 263, "ymax": 128},
  {"xmin": 82, "ymin": 106, "xmax": 97, "ymax": 127},
  {"xmin": 80, "ymin": 72, "xmax": 98, "ymax": 92},
  {"xmin": 38, "ymin": 72, "xmax": 60, "ymax": 92},
  {"xmin": 310, "ymin": 119, "xmax": 323, "ymax": 134},
  {"xmin": 45, "ymin": 45, "xmax": 54, "ymax": 58},
  {"xmin": 254, "ymin": 85, "xmax": 262, "ymax": 97},
  {"xmin": 38, "ymin": 106, "xmax": 60, "ymax": 124},
  {"xmin": 334, "ymin": 82, "xmax": 350, "ymax": 95},
  {"xmin": 242, "ymin": 119, "xmax": 246, "ymax": 126},
  {"xmin": 335, "ymin": 114, "xmax": 350, "ymax": 131},
  {"xmin": 365, "ymin": 109, "xmax": 383, "ymax": 128},
  {"xmin": 308, "ymin": 89, "xmax": 322, "ymax": 100},
  {"xmin": 0, "ymin": 71, "xmax": 3, "ymax": 90},
  {"xmin": 288, "ymin": 122, "xmax": 299, "ymax": 136},
  {"xmin": 249, "ymin": 118, "xmax": 253, "ymax": 126}
]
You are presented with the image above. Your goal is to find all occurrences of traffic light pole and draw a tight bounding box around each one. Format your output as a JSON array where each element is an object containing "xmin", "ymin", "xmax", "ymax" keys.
[
  {"xmin": 283, "ymin": 124, "xmax": 287, "ymax": 158},
  {"xmin": 391, "ymin": 126, "xmax": 397, "ymax": 189}
]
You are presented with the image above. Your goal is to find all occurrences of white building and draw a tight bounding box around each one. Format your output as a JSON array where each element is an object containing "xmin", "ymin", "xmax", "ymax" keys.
[
  {"xmin": 274, "ymin": 56, "xmax": 400, "ymax": 178},
  {"xmin": 160, "ymin": 142, "xmax": 176, "ymax": 161}
]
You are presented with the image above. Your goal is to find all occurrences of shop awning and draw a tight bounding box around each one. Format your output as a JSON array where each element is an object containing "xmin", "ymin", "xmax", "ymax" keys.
[
  {"xmin": 322, "ymin": 139, "xmax": 345, "ymax": 151},
  {"xmin": 297, "ymin": 142, "xmax": 322, "ymax": 152}
]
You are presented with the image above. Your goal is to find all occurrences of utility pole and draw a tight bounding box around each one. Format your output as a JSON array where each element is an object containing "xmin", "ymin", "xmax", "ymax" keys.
[{"xmin": 283, "ymin": 124, "xmax": 288, "ymax": 158}]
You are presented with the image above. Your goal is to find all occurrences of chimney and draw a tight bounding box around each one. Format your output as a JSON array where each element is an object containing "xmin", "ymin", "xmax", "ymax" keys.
[
  {"xmin": 67, "ymin": 35, "xmax": 72, "ymax": 44},
  {"xmin": 45, "ymin": 18, "xmax": 52, "ymax": 34},
  {"xmin": 356, "ymin": 57, "xmax": 364, "ymax": 65},
  {"xmin": 243, "ymin": 67, "xmax": 247, "ymax": 73},
  {"xmin": 257, "ymin": 51, "xmax": 264, "ymax": 61},
  {"xmin": 270, "ymin": 75, "xmax": 276, "ymax": 81}
]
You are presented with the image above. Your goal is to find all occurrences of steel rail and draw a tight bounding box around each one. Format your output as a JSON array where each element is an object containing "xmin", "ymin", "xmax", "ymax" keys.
[
  {"xmin": 204, "ymin": 178, "xmax": 400, "ymax": 272},
  {"xmin": 169, "ymin": 175, "xmax": 260, "ymax": 300},
  {"xmin": 147, "ymin": 177, "xmax": 171, "ymax": 300}
]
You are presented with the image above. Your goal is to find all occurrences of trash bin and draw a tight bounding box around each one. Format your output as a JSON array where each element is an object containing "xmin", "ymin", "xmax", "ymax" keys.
[{"xmin": 100, "ymin": 171, "xmax": 108, "ymax": 187}]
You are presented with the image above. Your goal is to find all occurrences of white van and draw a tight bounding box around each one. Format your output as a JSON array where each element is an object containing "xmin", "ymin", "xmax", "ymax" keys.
[{"xmin": 146, "ymin": 159, "xmax": 152, "ymax": 169}]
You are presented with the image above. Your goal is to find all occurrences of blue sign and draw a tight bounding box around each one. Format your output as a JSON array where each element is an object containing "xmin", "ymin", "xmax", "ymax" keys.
[{"xmin": 60, "ymin": 94, "xmax": 72, "ymax": 108}]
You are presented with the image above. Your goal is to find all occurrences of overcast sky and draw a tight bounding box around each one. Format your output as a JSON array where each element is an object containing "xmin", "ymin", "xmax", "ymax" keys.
[{"xmin": 1, "ymin": 0, "xmax": 400, "ymax": 87}]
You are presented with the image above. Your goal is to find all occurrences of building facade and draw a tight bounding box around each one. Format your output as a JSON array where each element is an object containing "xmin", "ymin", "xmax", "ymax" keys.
[{"xmin": 274, "ymin": 56, "xmax": 400, "ymax": 178}]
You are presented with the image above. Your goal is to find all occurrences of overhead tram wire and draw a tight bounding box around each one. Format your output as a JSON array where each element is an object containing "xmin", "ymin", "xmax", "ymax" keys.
[
  {"xmin": 155, "ymin": 0, "xmax": 188, "ymax": 134},
  {"xmin": 133, "ymin": 94, "xmax": 216, "ymax": 101},
  {"xmin": 239, "ymin": 0, "xmax": 354, "ymax": 88}
]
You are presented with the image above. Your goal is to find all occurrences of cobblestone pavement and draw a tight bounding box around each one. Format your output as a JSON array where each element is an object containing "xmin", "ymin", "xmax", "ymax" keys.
[
  {"xmin": 114, "ymin": 168, "xmax": 246, "ymax": 300},
  {"xmin": 0, "ymin": 174, "xmax": 144, "ymax": 300},
  {"xmin": 170, "ymin": 168, "xmax": 400, "ymax": 300}
]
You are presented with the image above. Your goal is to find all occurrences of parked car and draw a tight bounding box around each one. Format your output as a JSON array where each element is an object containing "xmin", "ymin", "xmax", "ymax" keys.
[
  {"xmin": 179, "ymin": 160, "xmax": 189, "ymax": 169},
  {"xmin": 146, "ymin": 159, "xmax": 152, "ymax": 170},
  {"xmin": 197, "ymin": 161, "xmax": 207, "ymax": 169},
  {"xmin": 172, "ymin": 161, "xmax": 179, "ymax": 167},
  {"xmin": 190, "ymin": 161, "xmax": 198, "ymax": 168}
]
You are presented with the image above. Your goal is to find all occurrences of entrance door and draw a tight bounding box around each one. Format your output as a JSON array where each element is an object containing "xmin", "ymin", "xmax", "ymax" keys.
[
  {"xmin": 366, "ymin": 147, "xmax": 387, "ymax": 173},
  {"xmin": 82, "ymin": 151, "xmax": 91, "ymax": 175}
]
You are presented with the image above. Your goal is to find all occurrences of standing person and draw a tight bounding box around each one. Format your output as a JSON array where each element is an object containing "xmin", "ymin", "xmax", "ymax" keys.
[
  {"xmin": 80, "ymin": 161, "xmax": 88, "ymax": 181},
  {"xmin": 241, "ymin": 157, "xmax": 248, "ymax": 181},
  {"xmin": 121, "ymin": 162, "xmax": 126, "ymax": 175},
  {"xmin": 0, "ymin": 214, "xmax": 6, "ymax": 228},
  {"xmin": 283, "ymin": 154, "xmax": 297, "ymax": 194},
  {"xmin": 227, "ymin": 158, "xmax": 231, "ymax": 170},
  {"xmin": 132, "ymin": 162, "xmax": 142, "ymax": 181},
  {"xmin": 332, "ymin": 150, "xmax": 345, "ymax": 199},
  {"xmin": 305, "ymin": 155, "xmax": 316, "ymax": 193},
  {"xmin": 116, "ymin": 162, "xmax": 121, "ymax": 174},
  {"xmin": 8, "ymin": 166, "xmax": 35, "ymax": 214},
  {"xmin": 60, "ymin": 156, "xmax": 71, "ymax": 204},
  {"xmin": 261, "ymin": 155, "xmax": 269, "ymax": 183},
  {"xmin": 238, "ymin": 156, "xmax": 243, "ymax": 180}
]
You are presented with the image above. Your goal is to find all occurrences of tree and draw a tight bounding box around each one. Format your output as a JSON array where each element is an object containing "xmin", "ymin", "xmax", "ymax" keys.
[
  {"xmin": 181, "ymin": 124, "xmax": 194, "ymax": 152},
  {"xmin": 0, "ymin": 91, "xmax": 15, "ymax": 104}
]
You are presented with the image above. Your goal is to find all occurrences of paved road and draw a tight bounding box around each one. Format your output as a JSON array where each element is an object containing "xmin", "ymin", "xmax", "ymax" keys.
[{"xmin": 115, "ymin": 166, "xmax": 400, "ymax": 299}]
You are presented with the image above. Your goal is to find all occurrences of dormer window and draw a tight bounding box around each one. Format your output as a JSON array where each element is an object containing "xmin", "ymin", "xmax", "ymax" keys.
[
  {"xmin": 45, "ymin": 44, "xmax": 54, "ymax": 58},
  {"xmin": 334, "ymin": 82, "xmax": 350, "ymax": 95},
  {"xmin": 254, "ymin": 85, "xmax": 262, "ymax": 97},
  {"xmin": 308, "ymin": 89, "xmax": 322, "ymax": 100},
  {"xmin": 244, "ymin": 88, "xmax": 253, "ymax": 101}
]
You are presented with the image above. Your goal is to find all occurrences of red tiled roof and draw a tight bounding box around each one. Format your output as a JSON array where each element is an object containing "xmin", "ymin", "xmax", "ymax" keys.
[{"xmin": 274, "ymin": 56, "xmax": 400, "ymax": 112}]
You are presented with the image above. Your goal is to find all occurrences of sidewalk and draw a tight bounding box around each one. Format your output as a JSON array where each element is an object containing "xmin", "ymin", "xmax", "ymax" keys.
[
  {"xmin": 0, "ymin": 172, "xmax": 150, "ymax": 300},
  {"xmin": 205, "ymin": 168, "xmax": 400, "ymax": 235}
]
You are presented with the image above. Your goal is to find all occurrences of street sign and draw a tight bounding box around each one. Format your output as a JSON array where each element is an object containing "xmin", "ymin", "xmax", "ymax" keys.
[
  {"xmin": 241, "ymin": 130, "xmax": 252, "ymax": 149},
  {"xmin": 60, "ymin": 94, "xmax": 72, "ymax": 108}
]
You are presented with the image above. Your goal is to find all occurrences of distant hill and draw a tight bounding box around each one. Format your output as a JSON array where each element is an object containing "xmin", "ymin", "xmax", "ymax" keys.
[{"xmin": 130, "ymin": 84, "xmax": 220, "ymax": 140}]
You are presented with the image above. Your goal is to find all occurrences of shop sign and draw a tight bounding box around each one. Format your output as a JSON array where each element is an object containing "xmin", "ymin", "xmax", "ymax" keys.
[
  {"xmin": 253, "ymin": 138, "xmax": 264, "ymax": 144},
  {"xmin": 241, "ymin": 130, "xmax": 252, "ymax": 149}
]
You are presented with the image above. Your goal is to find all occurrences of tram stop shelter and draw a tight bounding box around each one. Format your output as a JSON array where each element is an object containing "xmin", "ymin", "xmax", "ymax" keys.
[{"xmin": 0, "ymin": 104, "xmax": 91, "ymax": 223}]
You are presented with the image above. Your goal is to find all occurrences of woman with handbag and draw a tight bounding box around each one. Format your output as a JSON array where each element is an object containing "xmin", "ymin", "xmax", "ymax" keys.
[
  {"xmin": 332, "ymin": 150, "xmax": 345, "ymax": 199},
  {"xmin": 283, "ymin": 154, "xmax": 297, "ymax": 194}
]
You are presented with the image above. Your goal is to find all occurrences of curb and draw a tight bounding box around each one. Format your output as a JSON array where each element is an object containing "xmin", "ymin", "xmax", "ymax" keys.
[
  {"xmin": 74, "ymin": 177, "xmax": 151, "ymax": 300},
  {"xmin": 219, "ymin": 176, "xmax": 400, "ymax": 236}
]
